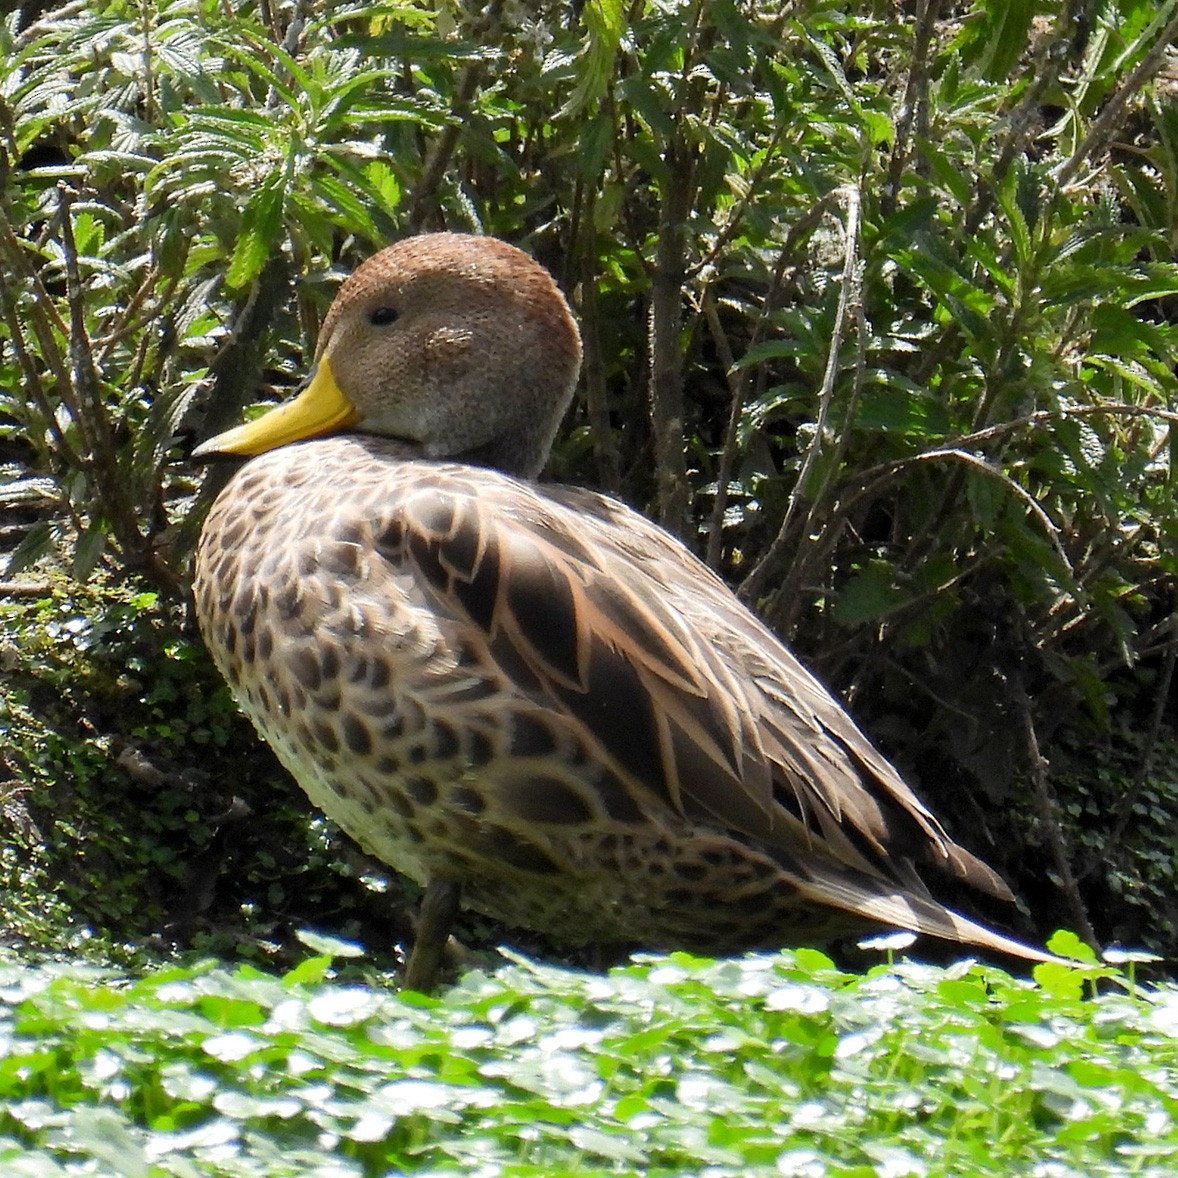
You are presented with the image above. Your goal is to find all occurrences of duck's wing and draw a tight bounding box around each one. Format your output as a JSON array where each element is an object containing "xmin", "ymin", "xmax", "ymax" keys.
[
  {"xmin": 545, "ymin": 487, "xmax": 1017, "ymax": 889},
  {"xmin": 372, "ymin": 470, "xmax": 1048, "ymax": 960}
]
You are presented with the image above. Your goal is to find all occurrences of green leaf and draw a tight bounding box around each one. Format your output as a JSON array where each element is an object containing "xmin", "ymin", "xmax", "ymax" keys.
[
  {"xmin": 894, "ymin": 238, "xmax": 996, "ymax": 339},
  {"xmin": 956, "ymin": 0, "xmax": 1038, "ymax": 81},
  {"xmin": 309, "ymin": 169, "xmax": 380, "ymax": 239},
  {"xmin": 617, "ymin": 74, "xmax": 677, "ymax": 143},
  {"xmin": 225, "ymin": 183, "xmax": 286, "ymax": 290},
  {"xmin": 5, "ymin": 521, "xmax": 56, "ymax": 576},
  {"xmin": 1043, "ymin": 928, "xmax": 1098, "ymax": 963},
  {"xmin": 966, "ymin": 466, "xmax": 1006, "ymax": 528},
  {"xmin": 832, "ymin": 562, "xmax": 910, "ymax": 626},
  {"xmin": 854, "ymin": 380, "xmax": 949, "ymax": 437},
  {"xmin": 72, "ymin": 519, "xmax": 108, "ymax": 581},
  {"xmin": 562, "ymin": 0, "xmax": 627, "ymax": 118}
]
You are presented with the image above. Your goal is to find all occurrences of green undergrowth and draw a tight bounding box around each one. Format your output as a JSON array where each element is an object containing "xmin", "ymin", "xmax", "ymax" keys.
[
  {"xmin": 0, "ymin": 939, "xmax": 1175, "ymax": 1177},
  {"xmin": 0, "ymin": 578, "xmax": 417, "ymax": 971}
]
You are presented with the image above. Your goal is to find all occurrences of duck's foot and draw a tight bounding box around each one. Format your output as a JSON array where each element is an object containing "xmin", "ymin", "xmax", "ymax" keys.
[{"xmin": 402, "ymin": 878, "xmax": 462, "ymax": 992}]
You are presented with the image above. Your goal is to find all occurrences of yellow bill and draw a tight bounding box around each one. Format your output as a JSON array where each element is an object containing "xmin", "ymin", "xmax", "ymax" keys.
[{"xmin": 192, "ymin": 356, "xmax": 358, "ymax": 458}]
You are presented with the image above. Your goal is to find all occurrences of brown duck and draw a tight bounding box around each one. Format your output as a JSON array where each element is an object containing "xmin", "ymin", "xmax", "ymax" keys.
[{"xmin": 193, "ymin": 233, "xmax": 1053, "ymax": 987}]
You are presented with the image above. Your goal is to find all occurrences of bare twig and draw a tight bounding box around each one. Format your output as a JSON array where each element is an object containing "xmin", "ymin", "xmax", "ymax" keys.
[
  {"xmin": 690, "ymin": 118, "xmax": 787, "ymax": 278},
  {"xmin": 95, "ymin": 263, "xmax": 163, "ymax": 360},
  {"xmin": 767, "ymin": 276, "xmax": 867, "ymax": 635},
  {"xmin": 0, "ymin": 581, "xmax": 54, "ymax": 597},
  {"xmin": 407, "ymin": 0, "xmax": 506, "ymax": 232},
  {"xmin": 647, "ymin": 137, "xmax": 696, "ymax": 540},
  {"xmin": 885, "ymin": 0, "xmax": 942, "ymax": 213},
  {"xmin": 740, "ymin": 185, "xmax": 862, "ymax": 604},
  {"xmin": 58, "ymin": 183, "xmax": 145, "ymax": 563},
  {"xmin": 138, "ymin": 0, "xmax": 157, "ymax": 125},
  {"xmin": 701, "ymin": 288, "xmax": 742, "ymax": 570},
  {"xmin": 880, "ymin": 448, "xmax": 1069, "ymax": 569},
  {"xmin": 833, "ymin": 402, "xmax": 1178, "ymax": 524},
  {"xmin": 0, "ymin": 266, "xmax": 80, "ymax": 470},
  {"xmin": 1012, "ymin": 671, "xmax": 1099, "ymax": 950},
  {"xmin": 960, "ymin": 1, "xmax": 1086, "ymax": 241},
  {"xmin": 702, "ymin": 201, "xmax": 834, "ymax": 571}
]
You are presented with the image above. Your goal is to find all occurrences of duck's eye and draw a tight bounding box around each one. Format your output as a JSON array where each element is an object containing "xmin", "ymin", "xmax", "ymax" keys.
[{"xmin": 368, "ymin": 306, "xmax": 398, "ymax": 327}]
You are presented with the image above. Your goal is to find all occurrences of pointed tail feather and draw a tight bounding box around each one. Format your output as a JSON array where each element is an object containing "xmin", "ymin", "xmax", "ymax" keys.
[{"xmin": 800, "ymin": 871, "xmax": 1066, "ymax": 965}]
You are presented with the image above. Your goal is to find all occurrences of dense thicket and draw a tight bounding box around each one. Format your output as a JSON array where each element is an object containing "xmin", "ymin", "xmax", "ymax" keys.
[{"xmin": 1, "ymin": 0, "xmax": 1176, "ymax": 968}]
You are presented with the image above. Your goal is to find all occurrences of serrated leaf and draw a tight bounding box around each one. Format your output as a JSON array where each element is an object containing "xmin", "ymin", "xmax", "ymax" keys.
[
  {"xmin": 310, "ymin": 168, "xmax": 380, "ymax": 239},
  {"xmin": 966, "ymin": 466, "xmax": 1006, "ymax": 528},
  {"xmin": 225, "ymin": 184, "xmax": 286, "ymax": 290},
  {"xmin": 561, "ymin": 0, "xmax": 626, "ymax": 118},
  {"xmin": 957, "ymin": 0, "xmax": 1036, "ymax": 81}
]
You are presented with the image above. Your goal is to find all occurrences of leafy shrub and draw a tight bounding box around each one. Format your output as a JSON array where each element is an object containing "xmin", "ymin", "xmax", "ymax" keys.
[{"xmin": 1, "ymin": 0, "xmax": 1176, "ymax": 960}]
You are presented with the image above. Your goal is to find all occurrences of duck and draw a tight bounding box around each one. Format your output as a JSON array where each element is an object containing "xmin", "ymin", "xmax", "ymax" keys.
[{"xmin": 192, "ymin": 232, "xmax": 1054, "ymax": 988}]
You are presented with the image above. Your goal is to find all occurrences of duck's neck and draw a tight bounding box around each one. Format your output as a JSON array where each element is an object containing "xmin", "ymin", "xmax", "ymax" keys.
[
  {"xmin": 336, "ymin": 430, "xmax": 547, "ymax": 481},
  {"xmin": 450, "ymin": 433, "xmax": 549, "ymax": 480}
]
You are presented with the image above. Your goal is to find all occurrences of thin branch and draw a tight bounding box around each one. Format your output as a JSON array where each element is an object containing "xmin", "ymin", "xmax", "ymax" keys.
[
  {"xmin": 885, "ymin": 0, "xmax": 941, "ymax": 214},
  {"xmin": 1055, "ymin": 3, "xmax": 1178, "ymax": 190},
  {"xmin": 1012, "ymin": 670, "xmax": 1099, "ymax": 950},
  {"xmin": 960, "ymin": 1, "xmax": 1087, "ymax": 241},
  {"xmin": 138, "ymin": 0, "xmax": 157, "ymax": 125},
  {"xmin": 701, "ymin": 289, "xmax": 741, "ymax": 570},
  {"xmin": 95, "ymin": 264, "xmax": 164, "ymax": 361},
  {"xmin": 407, "ymin": 0, "xmax": 505, "ymax": 233},
  {"xmin": 839, "ymin": 402, "xmax": 1178, "ymax": 509},
  {"xmin": 700, "ymin": 197, "xmax": 840, "ymax": 572},
  {"xmin": 740, "ymin": 185, "xmax": 862, "ymax": 603},
  {"xmin": 0, "ymin": 581, "xmax": 54, "ymax": 597},
  {"xmin": 690, "ymin": 118, "xmax": 788, "ymax": 278},
  {"xmin": 647, "ymin": 137, "xmax": 696, "ymax": 539},
  {"xmin": 887, "ymin": 447, "xmax": 1069, "ymax": 569},
  {"xmin": 0, "ymin": 266, "xmax": 80, "ymax": 471},
  {"xmin": 58, "ymin": 183, "xmax": 144, "ymax": 560}
]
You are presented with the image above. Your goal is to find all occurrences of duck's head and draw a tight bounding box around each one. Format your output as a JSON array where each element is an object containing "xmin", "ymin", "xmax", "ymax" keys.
[{"xmin": 193, "ymin": 233, "xmax": 582, "ymax": 479}]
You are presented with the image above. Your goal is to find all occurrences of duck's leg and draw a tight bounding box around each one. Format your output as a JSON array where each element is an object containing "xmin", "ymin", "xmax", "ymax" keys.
[{"xmin": 402, "ymin": 878, "xmax": 462, "ymax": 991}]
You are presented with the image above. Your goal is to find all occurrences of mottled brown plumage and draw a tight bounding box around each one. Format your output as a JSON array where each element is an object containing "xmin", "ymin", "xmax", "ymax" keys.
[{"xmin": 193, "ymin": 233, "xmax": 1052, "ymax": 986}]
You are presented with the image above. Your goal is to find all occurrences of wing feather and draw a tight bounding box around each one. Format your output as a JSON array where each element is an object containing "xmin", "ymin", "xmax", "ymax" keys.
[{"xmin": 378, "ymin": 472, "xmax": 1014, "ymax": 910}]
